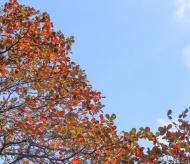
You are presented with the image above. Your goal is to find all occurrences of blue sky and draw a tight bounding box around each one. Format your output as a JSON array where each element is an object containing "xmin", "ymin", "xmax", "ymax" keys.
[{"xmin": 6, "ymin": 0, "xmax": 190, "ymax": 134}]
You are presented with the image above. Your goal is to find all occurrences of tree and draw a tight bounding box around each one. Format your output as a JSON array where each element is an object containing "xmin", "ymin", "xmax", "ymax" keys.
[
  {"xmin": 0, "ymin": 1, "xmax": 134, "ymax": 163},
  {"xmin": 1, "ymin": 1, "xmax": 190, "ymax": 164}
]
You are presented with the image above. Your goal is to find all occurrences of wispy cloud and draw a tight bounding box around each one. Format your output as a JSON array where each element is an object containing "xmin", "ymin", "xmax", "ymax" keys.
[
  {"xmin": 156, "ymin": 117, "xmax": 178, "ymax": 144},
  {"xmin": 156, "ymin": 117, "xmax": 178, "ymax": 131},
  {"xmin": 174, "ymin": 0, "xmax": 190, "ymax": 20},
  {"xmin": 156, "ymin": 118, "xmax": 171, "ymax": 127},
  {"xmin": 182, "ymin": 45, "xmax": 190, "ymax": 70}
]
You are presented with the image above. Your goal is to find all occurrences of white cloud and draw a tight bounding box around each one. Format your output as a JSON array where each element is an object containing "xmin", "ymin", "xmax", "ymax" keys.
[
  {"xmin": 174, "ymin": 0, "xmax": 190, "ymax": 20},
  {"xmin": 156, "ymin": 117, "xmax": 178, "ymax": 130},
  {"xmin": 156, "ymin": 118, "xmax": 170, "ymax": 127},
  {"xmin": 182, "ymin": 45, "xmax": 190, "ymax": 70},
  {"xmin": 156, "ymin": 117, "xmax": 178, "ymax": 145}
]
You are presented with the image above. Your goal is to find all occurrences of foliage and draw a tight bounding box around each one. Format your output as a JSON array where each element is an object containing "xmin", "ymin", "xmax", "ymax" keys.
[{"xmin": 0, "ymin": 0, "xmax": 190, "ymax": 163}]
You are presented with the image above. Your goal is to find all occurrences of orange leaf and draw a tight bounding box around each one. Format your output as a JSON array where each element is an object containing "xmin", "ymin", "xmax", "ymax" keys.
[
  {"xmin": 26, "ymin": 116, "xmax": 33, "ymax": 123},
  {"xmin": 23, "ymin": 109, "xmax": 29, "ymax": 113},
  {"xmin": 40, "ymin": 158, "xmax": 44, "ymax": 162},
  {"xmin": 53, "ymin": 68, "xmax": 60, "ymax": 73},
  {"xmin": 134, "ymin": 147, "xmax": 144, "ymax": 157},
  {"xmin": 20, "ymin": 39, "xmax": 26, "ymax": 46},
  {"xmin": 77, "ymin": 137, "xmax": 85, "ymax": 143},
  {"xmin": 72, "ymin": 158, "xmax": 81, "ymax": 164},
  {"xmin": 53, "ymin": 37, "xmax": 58, "ymax": 43},
  {"xmin": 50, "ymin": 52, "xmax": 57, "ymax": 61},
  {"xmin": 68, "ymin": 123, "xmax": 73, "ymax": 129},
  {"xmin": 0, "ymin": 69, "xmax": 9, "ymax": 75}
]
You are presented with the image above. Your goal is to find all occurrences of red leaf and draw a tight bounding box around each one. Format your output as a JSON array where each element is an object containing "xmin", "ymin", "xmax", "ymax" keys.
[
  {"xmin": 41, "ymin": 117, "xmax": 46, "ymax": 124},
  {"xmin": 57, "ymin": 110, "xmax": 65, "ymax": 117},
  {"xmin": 99, "ymin": 114, "xmax": 104, "ymax": 121},
  {"xmin": 151, "ymin": 135, "xmax": 157, "ymax": 145},
  {"xmin": 10, "ymin": 0, "xmax": 17, "ymax": 2}
]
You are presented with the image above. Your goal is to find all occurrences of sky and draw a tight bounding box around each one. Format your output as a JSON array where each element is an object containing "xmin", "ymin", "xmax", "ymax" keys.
[{"xmin": 2, "ymin": 0, "xmax": 190, "ymax": 142}]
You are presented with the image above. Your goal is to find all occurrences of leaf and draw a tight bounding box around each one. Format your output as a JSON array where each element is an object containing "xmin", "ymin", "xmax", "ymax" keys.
[
  {"xmin": 49, "ymin": 89, "xmax": 54, "ymax": 95},
  {"xmin": 105, "ymin": 114, "xmax": 110, "ymax": 120},
  {"xmin": 158, "ymin": 126, "xmax": 167, "ymax": 136},
  {"xmin": 77, "ymin": 137, "xmax": 85, "ymax": 143},
  {"xmin": 156, "ymin": 131, "xmax": 160, "ymax": 137},
  {"xmin": 167, "ymin": 109, "xmax": 172, "ymax": 116},
  {"xmin": 53, "ymin": 68, "xmax": 60, "ymax": 73},
  {"xmin": 145, "ymin": 127, "xmax": 150, "ymax": 132},
  {"xmin": 99, "ymin": 114, "xmax": 104, "ymax": 121},
  {"xmin": 40, "ymin": 117, "xmax": 46, "ymax": 124},
  {"xmin": 50, "ymin": 52, "xmax": 57, "ymax": 61},
  {"xmin": 72, "ymin": 159, "xmax": 81, "ymax": 164},
  {"xmin": 167, "ymin": 124, "xmax": 172, "ymax": 130},
  {"xmin": 70, "ymin": 129, "xmax": 76, "ymax": 134},
  {"xmin": 27, "ymin": 100, "xmax": 36, "ymax": 107},
  {"xmin": 26, "ymin": 116, "xmax": 33, "ymax": 123},
  {"xmin": 68, "ymin": 123, "xmax": 73, "ymax": 129},
  {"xmin": 57, "ymin": 110, "xmax": 65, "ymax": 117},
  {"xmin": 110, "ymin": 114, "xmax": 116, "ymax": 121},
  {"xmin": 151, "ymin": 135, "xmax": 157, "ymax": 145},
  {"xmin": 131, "ymin": 128, "xmax": 136, "ymax": 134},
  {"xmin": 184, "ymin": 109, "xmax": 189, "ymax": 113},
  {"xmin": 0, "ymin": 69, "xmax": 9, "ymax": 75},
  {"xmin": 10, "ymin": 0, "xmax": 17, "ymax": 3},
  {"xmin": 179, "ymin": 114, "xmax": 183, "ymax": 118}
]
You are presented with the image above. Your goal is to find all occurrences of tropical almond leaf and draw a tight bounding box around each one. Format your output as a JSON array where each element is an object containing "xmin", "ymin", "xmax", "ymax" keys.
[
  {"xmin": 105, "ymin": 114, "xmax": 110, "ymax": 120},
  {"xmin": 110, "ymin": 114, "xmax": 116, "ymax": 121},
  {"xmin": 167, "ymin": 124, "xmax": 172, "ymax": 129}
]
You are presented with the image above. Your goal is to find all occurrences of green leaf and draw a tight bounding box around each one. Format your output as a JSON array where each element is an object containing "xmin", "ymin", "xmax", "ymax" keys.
[
  {"xmin": 131, "ymin": 128, "xmax": 136, "ymax": 134},
  {"xmin": 70, "ymin": 129, "xmax": 76, "ymax": 134},
  {"xmin": 110, "ymin": 114, "xmax": 116, "ymax": 121},
  {"xmin": 105, "ymin": 114, "xmax": 110, "ymax": 120},
  {"xmin": 156, "ymin": 131, "xmax": 160, "ymax": 137},
  {"xmin": 145, "ymin": 127, "xmax": 150, "ymax": 132},
  {"xmin": 49, "ymin": 89, "xmax": 54, "ymax": 95}
]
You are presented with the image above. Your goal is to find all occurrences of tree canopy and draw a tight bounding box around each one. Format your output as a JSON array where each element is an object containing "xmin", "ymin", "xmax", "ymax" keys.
[{"xmin": 0, "ymin": 0, "xmax": 190, "ymax": 163}]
